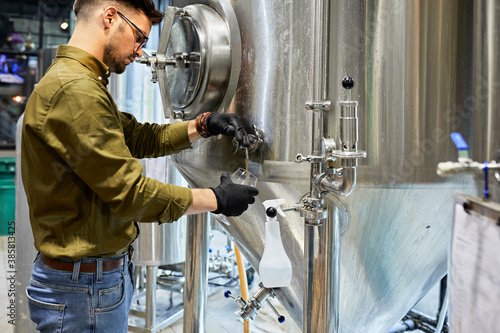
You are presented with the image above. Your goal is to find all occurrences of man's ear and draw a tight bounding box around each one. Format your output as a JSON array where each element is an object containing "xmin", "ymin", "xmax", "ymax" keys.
[{"xmin": 102, "ymin": 6, "xmax": 118, "ymax": 29}]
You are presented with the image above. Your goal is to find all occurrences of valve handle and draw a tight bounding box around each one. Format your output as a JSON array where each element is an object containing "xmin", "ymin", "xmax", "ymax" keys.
[
  {"xmin": 450, "ymin": 132, "xmax": 468, "ymax": 150},
  {"xmin": 342, "ymin": 76, "xmax": 355, "ymax": 90},
  {"xmin": 484, "ymin": 162, "xmax": 489, "ymax": 200},
  {"xmin": 450, "ymin": 132, "xmax": 470, "ymax": 161},
  {"xmin": 266, "ymin": 299, "xmax": 286, "ymax": 324},
  {"xmin": 224, "ymin": 290, "xmax": 232, "ymax": 298}
]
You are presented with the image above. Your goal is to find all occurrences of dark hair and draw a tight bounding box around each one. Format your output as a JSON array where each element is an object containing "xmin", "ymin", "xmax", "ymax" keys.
[{"xmin": 74, "ymin": 0, "xmax": 164, "ymax": 23}]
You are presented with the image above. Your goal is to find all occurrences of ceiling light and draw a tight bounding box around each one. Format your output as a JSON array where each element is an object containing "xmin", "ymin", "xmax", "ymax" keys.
[{"xmin": 60, "ymin": 20, "xmax": 69, "ymax": 31}]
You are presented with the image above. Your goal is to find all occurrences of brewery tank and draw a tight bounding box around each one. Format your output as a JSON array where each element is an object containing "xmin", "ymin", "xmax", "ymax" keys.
[{"xmin": 158, "ymin": 0, "xmax": 481, "ymax": 331}]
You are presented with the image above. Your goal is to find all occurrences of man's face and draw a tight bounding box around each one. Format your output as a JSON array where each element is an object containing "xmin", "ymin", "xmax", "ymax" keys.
[{"xmin": 103, "ymin": 11, "xmax": 151, "ymax": 74}]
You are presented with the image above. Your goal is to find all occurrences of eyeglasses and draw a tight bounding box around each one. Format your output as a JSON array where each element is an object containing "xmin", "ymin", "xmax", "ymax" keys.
[{"xmin": 117, "ymin": 11, "xmax": 149, "ymax": 51}]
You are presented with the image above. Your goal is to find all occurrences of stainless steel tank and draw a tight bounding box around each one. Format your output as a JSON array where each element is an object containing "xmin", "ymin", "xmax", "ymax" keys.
[
  {"xmin": 147, "ymin": 0, "xmax": 488, "ymax": 332},
  {"xmin": 471, "ymin": 0, "xmax": 500, "ymax": 203},
  {"xmin": 133, "ymin": 157, "xmax": 187, "ymax": 266}
]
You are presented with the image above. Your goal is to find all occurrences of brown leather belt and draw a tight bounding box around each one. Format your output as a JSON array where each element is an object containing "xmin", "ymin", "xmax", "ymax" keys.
[{"xmin": 39, "ymin": 253, "xmax": 130, "ymax": 273}]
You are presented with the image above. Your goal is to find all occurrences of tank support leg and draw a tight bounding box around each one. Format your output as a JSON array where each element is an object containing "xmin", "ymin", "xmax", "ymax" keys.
[{"xmin": 183, "ymin": 213, "xmax": 209, "ymax": 333}]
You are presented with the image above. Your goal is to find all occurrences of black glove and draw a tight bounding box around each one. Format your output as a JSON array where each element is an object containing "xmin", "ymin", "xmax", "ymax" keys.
[
  {"xmin": 211, "ymin": 172, "xmax": 259, "ymax": 216},
  {"xmin": 206, "ymin": 113, "xmax": 252, "ymax": 147}
]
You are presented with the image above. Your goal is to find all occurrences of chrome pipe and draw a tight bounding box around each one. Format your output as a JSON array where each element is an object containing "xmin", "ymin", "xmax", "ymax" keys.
[
  {"xmin": 312, "ymin": 0, "xmax": 329, "ymax": 101},
  {"xmin": 183, "ymin": 213, "xmax": 209, "ymax": 333},
  {"xmin": 309, "ymin": 0, "xmax": 330, "ymax": 198},
  {"xmin": 303, "ymin": 224, "xmax": 323, "ymax": 333},
  {"xmin": 303, "ymin": 201, "xmax": 341, "ymax": 333},
  {"xmin": 145, "ymin": 266, "xmax": 158, "ymax": 329},
  {"xmin": 316, "ymin": 168, "xmax": 357, "ymax": 197},
  {"xmin": 303, "ymin": 0, "xmax": 332, "ymax": 331},
  {"xmin": 331, "ymin": 202, "xmax": 342, "ymax": 332},
  {"xmin": 302, "ymin": 0, "xmax": 332, "ymax": 333}
]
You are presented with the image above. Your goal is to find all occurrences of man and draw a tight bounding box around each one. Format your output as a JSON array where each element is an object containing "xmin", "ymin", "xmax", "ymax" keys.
[{"xmin": 21, "ymin": 0, "xmax": 258, "ymax": 331}]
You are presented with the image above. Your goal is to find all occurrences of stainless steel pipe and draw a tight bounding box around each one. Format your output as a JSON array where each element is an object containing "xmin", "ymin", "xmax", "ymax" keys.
[
  {"xmin": 303, "ymin": 201, "xmax": 342, "ymax": 333},
  {"xmin": 309, "ymin": 0, "xmax": 329, "ymax": 198},
  {"xmin": 145, "ymin": 266, "xmax": 158, "ymax": 328},
  {"xmin": 316, "ymin": 168, "xmax": 356, "ymax": 197},
  {"xmin": 183, "ymin": 213, "xmax": 209, "ymax": 333},
  {"xmin": 303, "ymin": 0, "xmax": 337, "ymax": 332}
]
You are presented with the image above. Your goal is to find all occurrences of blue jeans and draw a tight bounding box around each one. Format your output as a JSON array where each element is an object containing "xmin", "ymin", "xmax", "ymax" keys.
[{"xmin": 26, "ymin": 252, "xmax": 134, "ymax": 333}]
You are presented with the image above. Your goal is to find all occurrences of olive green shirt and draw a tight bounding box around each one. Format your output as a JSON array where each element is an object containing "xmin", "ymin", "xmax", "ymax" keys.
[{"xmin": 21, "ymin": 45, "xmax": 193, "ymax": 260}]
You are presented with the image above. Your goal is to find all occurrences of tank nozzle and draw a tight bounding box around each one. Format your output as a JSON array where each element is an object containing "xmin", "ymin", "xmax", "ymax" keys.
[{"xmin": 231, "ymin": 125, "xmax": 266, "ymax": 155}]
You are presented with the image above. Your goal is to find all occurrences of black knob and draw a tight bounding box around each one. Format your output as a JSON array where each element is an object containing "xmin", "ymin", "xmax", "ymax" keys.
[
  {"xmin": 266, "ymin": 207, "xmax": 277, "ymax": 218},
  {"xmin": 342, "ymin": 77, "xmax": 355, "ymax": 89}
]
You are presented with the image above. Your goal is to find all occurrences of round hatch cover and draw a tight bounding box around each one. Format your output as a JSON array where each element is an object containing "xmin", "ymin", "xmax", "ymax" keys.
[
  {"xmin": 165, "ymin": 2, "xmax": 240, "ymax": 119},
  {"xmin": 167, "ymin": 16, "xmax": 202, "ymax": 109}
]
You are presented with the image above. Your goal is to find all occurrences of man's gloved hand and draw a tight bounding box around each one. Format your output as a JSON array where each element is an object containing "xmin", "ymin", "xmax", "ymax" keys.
[
  {"xmin": 206, "ymin": 113, "xmax": 252, "ymax": 147},
  {"xmin": 211, "ymin": 172, "xmax": 259, "ymax": 216}
]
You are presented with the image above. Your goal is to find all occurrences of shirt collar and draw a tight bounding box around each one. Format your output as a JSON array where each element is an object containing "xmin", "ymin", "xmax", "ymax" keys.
[{"xmin": 56, "ymin": 45, "xmax": 111, "ymax": 86}]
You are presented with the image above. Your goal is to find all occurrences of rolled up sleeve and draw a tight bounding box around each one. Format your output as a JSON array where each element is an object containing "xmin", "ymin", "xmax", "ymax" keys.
[{"xmin": 120, "ymin": 112, "xmax": 192, "ymax": 158}]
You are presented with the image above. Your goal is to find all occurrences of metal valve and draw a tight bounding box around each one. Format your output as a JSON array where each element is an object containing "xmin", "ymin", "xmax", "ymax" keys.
[
  {"xmin": 224, "ymin": 290, "xmax": 248, "ymax": 310},
  {"xmin": 224, "ymin": 283, "xmax": 286, "ymax": 323},
  {"xmin": 437, "ymin": 132, "xmax": 500, "ymax": 200},
  {"xmin": 231, "ymin": 125, "xmax": 266, "ymax": 155}
]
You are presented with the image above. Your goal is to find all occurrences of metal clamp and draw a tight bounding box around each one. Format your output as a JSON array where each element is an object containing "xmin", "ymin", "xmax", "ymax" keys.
[
  {"xmin": 295, "ymin": 154, "xmax": 323, "ymax": 164},
  {"xmin": 305, "ymin": 100, "xmax": 332, "ymax": 112},
  {"xmin": 299, "ymin": 196, "xmax": 329, "ymax": 224}
]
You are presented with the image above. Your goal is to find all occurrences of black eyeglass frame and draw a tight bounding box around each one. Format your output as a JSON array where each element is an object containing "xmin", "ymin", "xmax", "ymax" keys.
[{"xmin": 117, "ymin": 11, "xmax": 149, "ymax": 50}]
